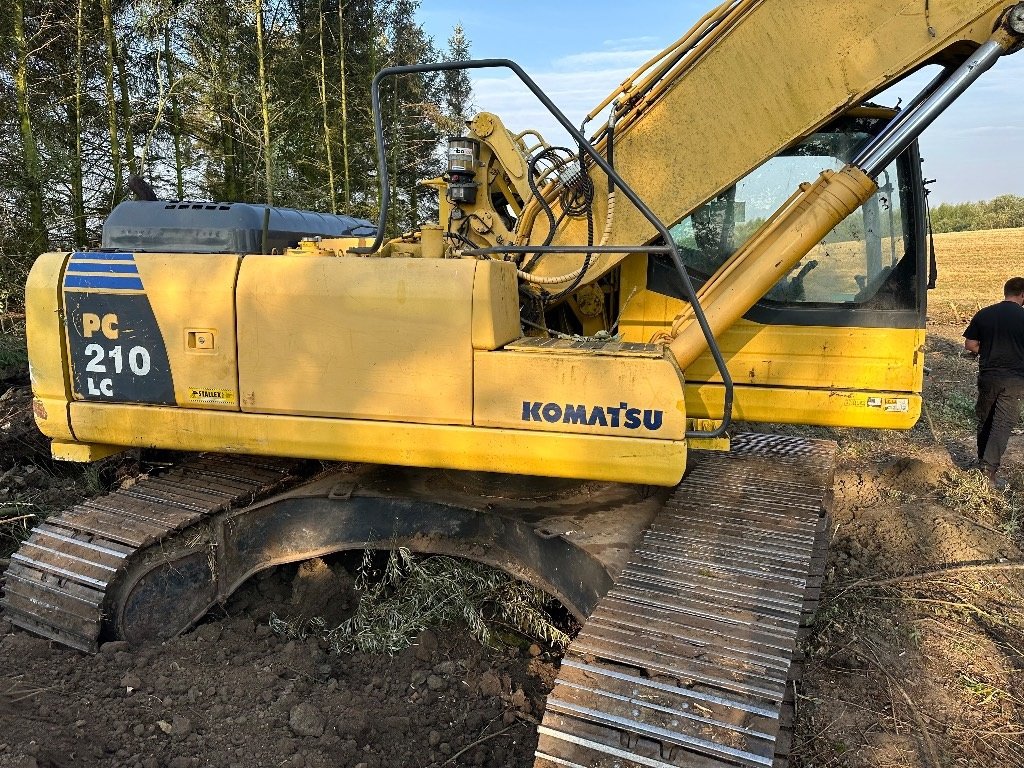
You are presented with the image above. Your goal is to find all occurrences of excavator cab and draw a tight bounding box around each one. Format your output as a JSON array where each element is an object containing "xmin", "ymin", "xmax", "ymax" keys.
[{"xmin": 617, "ymin": 111, "xmax": 928, "ymax": 429}]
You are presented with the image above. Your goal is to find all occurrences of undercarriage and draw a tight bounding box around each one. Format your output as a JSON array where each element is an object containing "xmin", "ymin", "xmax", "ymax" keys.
[{"xmin": 2, "ymin": 432, "xmax": 833, "ymax": 767}]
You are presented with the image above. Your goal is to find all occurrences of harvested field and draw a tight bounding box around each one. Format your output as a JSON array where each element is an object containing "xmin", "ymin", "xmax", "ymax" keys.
[{"xmin": 929, "ymin": 227, "xmax": 1024, "ymax": 322}]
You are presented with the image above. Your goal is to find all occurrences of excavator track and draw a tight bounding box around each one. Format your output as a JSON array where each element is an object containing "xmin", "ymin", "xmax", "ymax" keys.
[
  {"xmin": 535, "ymin": 433, "xmax": 835, "ymax": 768},
  {"xmin": 2, "ymin": 432, "xmax": 833, "ymax": 768},
  {"xmin": 0, "ymin": 454, "xmax": 300, "ymax": 653}
]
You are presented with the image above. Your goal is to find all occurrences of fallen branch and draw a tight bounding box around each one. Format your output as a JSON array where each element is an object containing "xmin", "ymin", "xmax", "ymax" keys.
[
  {"xmin": 0, "ymin": 513, "xmax": 36, "ymax": 526},
  {"xmin": 897, "ymin": 685, "xmax": 943, "ymax": 768},
  {"xmin": 442, "ymin": 723, "xmax": 518, "ymax": 765},
  {"xmin": 843, "ymin": 560, "xmax": 1024, "ymax": 588}
]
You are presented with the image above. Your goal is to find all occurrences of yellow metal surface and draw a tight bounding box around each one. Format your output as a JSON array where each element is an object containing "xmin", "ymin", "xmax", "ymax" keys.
[
  {"xmin": 66, "ymin": 403, "xmax": 688, "ymax": 486},
  {"xmin": 285, "ymin": 235, "xmax": 376, "ymax": 257},
  {"xmin": 687, "ymin": 383, "xmax": 921, "ymax": 429},
  {"xmin": 619, "ymin": 254, "xmax": 925, "ymax": 389},
  {"xmin": 474, "ymin": 347, "xmax": 686, "ymax": 440},
  {"xmin": 528, "ymin": 0, "xmax": 1013, "ymax": 288},
  {"xmin": 50, "ymin": 440, "xmax": 124, "ymax": 463},
  {"xmin": 617, "ymin": 251, "xmax": 926, "ymax": 426},
  {"xmin": 235, "ymin": 256, "xmax": 519, "ymax": 424},
  {"xmin": 471, "ymin": 260, "xmax": 521, "ymax": 350},
  {"xmin": 686, "ymin": 421, "xmax": 730, "ymax": 452},
  {"xmin": 25, "ymin": 253, "xmax": 74, "ymax": 441},
  {"xmin": 132, "ymin": 254, "xmax": 241, "ymax": 410}
]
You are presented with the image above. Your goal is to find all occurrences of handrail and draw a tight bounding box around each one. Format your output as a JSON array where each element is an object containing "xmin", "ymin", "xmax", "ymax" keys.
[{"xmin": 351, "ymin": 58, "xmax": 733, "ymax": 439}]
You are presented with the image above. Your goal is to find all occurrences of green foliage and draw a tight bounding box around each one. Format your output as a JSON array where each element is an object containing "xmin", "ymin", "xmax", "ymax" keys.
[
  {"xmin": 0, "ymin": 0, "xmax": 472, "ymax": 257},
  {"xmin": 0, "ymin": 251, "xmax": 29, "ymax": 315},
  {"xmin": 0, "ymin": 328, "xmax": 28, "ymax": 374},
  {"xmin": 930, "ymin": 195, "xmax": 1024, "ymax": 233},
  {"xmin": 271, "ymin": 547, "xmax": 571, "ymax": 655}
]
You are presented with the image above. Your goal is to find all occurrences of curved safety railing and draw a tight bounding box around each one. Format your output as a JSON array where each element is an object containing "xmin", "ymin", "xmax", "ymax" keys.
[{"xmin": 351, "ymin": 58, "xmax": 733, "ymax": 439}]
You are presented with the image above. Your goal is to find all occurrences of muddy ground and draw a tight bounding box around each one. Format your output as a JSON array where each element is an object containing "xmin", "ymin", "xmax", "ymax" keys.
[{"xmin": 1, "ymin": 322, "xmax": 1023, "ymax": 768}]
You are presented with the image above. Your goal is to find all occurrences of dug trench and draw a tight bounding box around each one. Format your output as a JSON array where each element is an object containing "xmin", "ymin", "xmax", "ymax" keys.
[{"xmin": 1, "ymin": 322, "xmax": 1023, "ymax": 768}]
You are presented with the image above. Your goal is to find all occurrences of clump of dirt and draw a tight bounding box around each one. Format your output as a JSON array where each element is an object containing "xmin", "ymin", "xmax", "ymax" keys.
[{"xmin": 0, "ymin": 556, "xmax": 557, "ymax": 768}]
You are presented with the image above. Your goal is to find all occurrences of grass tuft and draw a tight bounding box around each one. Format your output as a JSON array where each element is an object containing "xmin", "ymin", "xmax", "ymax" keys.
[{"xmin": 939, "ymin": 467, "xmax": 1003, "ymax": 515}]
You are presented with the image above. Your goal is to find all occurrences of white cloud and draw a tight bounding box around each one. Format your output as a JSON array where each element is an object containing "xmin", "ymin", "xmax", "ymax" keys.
[
  {"xmin": 551, "ymin": 49, "xmax": 662, "ymax": 71},
  {"xmin": 467, "ymin": 46, "xmax": 657, "ymax": 141},
  {"xmin": 601, "ymin": 36, "xmax": 661, "ymax": 51}
]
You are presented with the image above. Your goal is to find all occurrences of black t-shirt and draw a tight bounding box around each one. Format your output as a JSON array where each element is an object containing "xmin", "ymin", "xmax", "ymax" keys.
[{"xmin": 964, "ymin": 300, "xmax": 1024, "ymax": 379}]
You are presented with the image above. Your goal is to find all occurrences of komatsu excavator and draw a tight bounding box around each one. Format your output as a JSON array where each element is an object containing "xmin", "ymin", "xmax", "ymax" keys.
[{"xmin": 5, "ymin": 1, "xmax": 1024, "ymax": 765}]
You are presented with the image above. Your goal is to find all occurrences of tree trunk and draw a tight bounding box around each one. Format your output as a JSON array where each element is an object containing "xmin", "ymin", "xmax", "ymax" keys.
[
  {"xmin": 164, "ymin": 23, "xmax": 184, "ymax": 200},
  {"xmin": 337, "ymin": 0, "xmax": 350, "ymax": 207},
  {"xmin": 100, "ymin": 0, "xmax": 123, "ymax": 207},
  {"xmin": 255, "ymin": 0, "xmax": 274, "ymax": 205},
  {"xmin": 71, "ymin": 0, "xmax": 87, "ymax": 246},
  {"xmin": 318, "ymin": 4, "xmax": 337, "ymax": 213},
  {"xmin": 114, "ymin": 35, "xmax": 136, "ymax": 178},
  {"xmin": 13, "ymin": 0, "xmax": 48, "ymax": 253}
]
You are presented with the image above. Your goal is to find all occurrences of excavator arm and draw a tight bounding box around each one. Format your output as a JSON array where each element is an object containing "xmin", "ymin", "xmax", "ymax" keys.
[{"xmin": 523, "ymin": 0, "xmax": 1022, "ymax": 287}]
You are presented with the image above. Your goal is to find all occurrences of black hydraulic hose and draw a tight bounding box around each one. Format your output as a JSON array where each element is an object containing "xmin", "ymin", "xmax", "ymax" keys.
[
  {"xmin": 544, "ymin": 145, "xmax": 596, "ymax": 305},
  {"xmin": 351, "ymin": 59, "xmax": 733, "ymax": 439},
  {"xmin": 521, "ymin": 146, "xmax": 572, "ymax": 273}
]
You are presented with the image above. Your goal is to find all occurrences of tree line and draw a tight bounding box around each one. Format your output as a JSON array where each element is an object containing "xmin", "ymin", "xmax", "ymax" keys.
[
  {"xmin": 1, "ymin": 0, "xmax": 473, "ymax": 272},
  {"xmin": 930, "ymin": 194, "xmax": 1024, "ymax": 233}
]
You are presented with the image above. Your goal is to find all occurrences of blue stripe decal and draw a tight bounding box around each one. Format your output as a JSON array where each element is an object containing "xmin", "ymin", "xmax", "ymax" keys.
[
  {"xmin": 63, "ymin": 275, "xmax": 144, "ymax": 290},
  {"xmin": 70, "ymin": 251, "xmax": 135, "ymax": 261},
  {"xmin": 66, "ymin": 262, "xmax": 139, "ymax": 274}
]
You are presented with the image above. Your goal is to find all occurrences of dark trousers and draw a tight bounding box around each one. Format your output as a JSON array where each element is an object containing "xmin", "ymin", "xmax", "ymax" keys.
[{"xmin": 976, "ymin": 375, "xmax": 1024, "ymax": 470}]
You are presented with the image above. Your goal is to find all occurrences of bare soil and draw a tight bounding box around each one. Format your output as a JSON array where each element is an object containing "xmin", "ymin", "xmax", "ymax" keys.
[
  {"xmin": 790, "ymin": 324, "xmax": 1024, "ymax": 768},
  {"xmin": 1, "ymin": 321, "xmax": 1023, "ymax": 768}
]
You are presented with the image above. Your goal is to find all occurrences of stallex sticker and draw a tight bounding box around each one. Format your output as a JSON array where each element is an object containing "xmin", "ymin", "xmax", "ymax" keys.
[
  {"xmin": 188, "ymin": 387, "xmax": 237, "ymax": 405},
  {"xmin": 522, "ymin": 401, "xmax": 664, "ymax": 430},
  {"xmin": 866, "ymin": 396, "xmax": 910, "ymax": 413}
]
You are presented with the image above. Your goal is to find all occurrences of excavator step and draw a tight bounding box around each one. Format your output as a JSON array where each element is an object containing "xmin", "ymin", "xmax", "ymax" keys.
[
  {"xmin": 0, "ymin": 454, "xmax": 299, "ymax": 652},
  {"xmin": 535, "ymin": 433, "xmax": 835, "ymax": 768}
]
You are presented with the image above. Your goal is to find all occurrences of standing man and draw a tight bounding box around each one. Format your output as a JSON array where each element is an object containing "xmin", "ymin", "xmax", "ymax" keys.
[{"xmin": 963, "ymin": 277, "xmax": 1024, "ymax": 489}]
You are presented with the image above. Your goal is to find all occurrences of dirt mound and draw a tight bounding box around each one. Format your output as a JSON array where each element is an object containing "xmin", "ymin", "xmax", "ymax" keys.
[
  {"xmin": 0, "ymin": 559, "xmax": 555, "ymax": 768},
  {"xmin": 878, "ymin": 455, "xmax": 948, "ymax": 495}
]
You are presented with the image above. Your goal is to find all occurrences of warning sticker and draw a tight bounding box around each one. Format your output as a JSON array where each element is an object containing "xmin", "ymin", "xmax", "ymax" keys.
[
  {"xmin": 866, "ymin": 396, "xmax": 909, "ymax": 413},
  {"xmin": 188, "ymin": 387, "xmax": 236, "ymax": 405}
]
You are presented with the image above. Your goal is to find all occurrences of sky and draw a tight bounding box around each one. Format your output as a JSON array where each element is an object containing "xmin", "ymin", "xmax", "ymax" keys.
[{"xmin": 418, "ymin": 0, "xmax": 1024, "ymax": 205}]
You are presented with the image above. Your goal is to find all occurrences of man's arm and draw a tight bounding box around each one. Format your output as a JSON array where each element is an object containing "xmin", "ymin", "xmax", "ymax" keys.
[{"xmin": 965, "ymin": 338, "xmax": 981, "ymax": 354}]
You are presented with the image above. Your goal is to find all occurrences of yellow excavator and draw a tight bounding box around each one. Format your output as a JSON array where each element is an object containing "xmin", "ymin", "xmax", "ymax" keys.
[{"xmin": 6, "ymin": 1, "xmax": 1024, "ymax": 765}]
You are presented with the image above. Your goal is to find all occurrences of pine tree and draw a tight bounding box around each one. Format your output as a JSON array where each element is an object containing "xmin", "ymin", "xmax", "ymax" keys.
[{"xmin": 442, "ymin": 23, "xmax": 473, "ymax": 135}]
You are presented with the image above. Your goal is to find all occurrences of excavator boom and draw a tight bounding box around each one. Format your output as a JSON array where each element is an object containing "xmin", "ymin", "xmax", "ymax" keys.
[{"xmin": 531, "ymin": 0, "xmax": 1020, "ymax": 285}]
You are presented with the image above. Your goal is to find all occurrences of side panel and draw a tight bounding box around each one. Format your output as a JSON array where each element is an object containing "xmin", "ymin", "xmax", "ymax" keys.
[
  {"xmin": 236, "ymin": 256, "xmax": 478, "ymax": 424},
  {"xmin": 62, "ymin": 253, "xmax": 241, "ymax": 410},
  {"xmin": 26, "ymin": 252, "xmax": 74, "ymax": 440},
  {"xmin": 687, "ymin": 383, "xmax": 921, "ymax": 429},
  {"xmin": 474, "ymin": 349, "xmax": 687, "ymax": 440},
  {"xmin": 618, "ymin": 255, "xmax": 925, "ymax": 427},
  {"xmin": 67, "ymin": 403, "xmax": 688, "ymax": 486}
]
